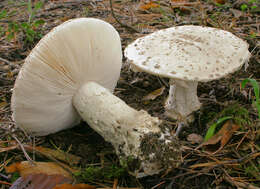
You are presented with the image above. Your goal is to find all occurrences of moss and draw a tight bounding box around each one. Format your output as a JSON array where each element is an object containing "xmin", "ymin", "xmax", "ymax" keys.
[{"xmin": 75, "ymin": 164, "xmax": 127, "ymax": 182}]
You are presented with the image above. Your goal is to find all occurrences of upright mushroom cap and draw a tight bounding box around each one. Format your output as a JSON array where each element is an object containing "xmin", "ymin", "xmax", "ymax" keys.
[
  {"xmin": 11, "ymin": 18, "xmax": 122, "ymax": 136},
  {"xmin": 124, "ymin": 25, "xmax": 250, "ymax": 82}
]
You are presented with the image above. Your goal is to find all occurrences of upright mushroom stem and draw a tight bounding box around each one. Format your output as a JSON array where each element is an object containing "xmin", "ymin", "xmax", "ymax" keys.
[
  {"xmin": 165, "ymin": 79, "xmax": 201, "ymax": 121},
  {"xmin": 73, "ymin": 82, "xmax": 182, "ymax": 177}
]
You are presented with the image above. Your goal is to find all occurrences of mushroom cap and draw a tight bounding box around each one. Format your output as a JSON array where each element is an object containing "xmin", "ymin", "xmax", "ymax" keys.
[
  {"xmin": 124, "ymin": 25, "xmax": 251, "ymax": 82},
  {"xmin": 11, "ymin": 18, "xmax": 122, "ymax": 136}
]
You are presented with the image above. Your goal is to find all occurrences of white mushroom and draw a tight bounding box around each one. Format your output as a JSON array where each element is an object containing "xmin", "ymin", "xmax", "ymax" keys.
[
  {"xmin": 124, "ymin": 25, "xmax": 251, "ymax": 121},
  {"xmin": 11, "ymin": 18, "xmax": 181, "ymax": 177},
  {"xmin": 12, "ymin": 18, "xmax": 122, "ymax": 136}
]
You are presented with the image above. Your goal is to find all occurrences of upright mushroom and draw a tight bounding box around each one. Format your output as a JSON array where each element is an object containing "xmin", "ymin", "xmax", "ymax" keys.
[
  {"xmin": 11, "ymin": 18, "xmax": 181, "ymax": 177},
  {"xmin": 124, "ymin": 25, "xmax": 251, "ymax": 122}
]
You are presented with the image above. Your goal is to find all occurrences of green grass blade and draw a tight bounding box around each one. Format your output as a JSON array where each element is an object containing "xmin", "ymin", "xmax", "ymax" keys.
[
  {"xmin": 241, "ymin": 78, "xmax": 259, "ymax": 103},
  {"xmin": 253, "ymin": 101, "xmax": 260, "ymax": 119},
  {"xmin": 204, "ymin": 116, "xmax": 233, "ymax": 141}
]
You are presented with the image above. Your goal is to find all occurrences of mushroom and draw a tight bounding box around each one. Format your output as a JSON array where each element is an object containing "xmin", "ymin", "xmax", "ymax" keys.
[
  {"xmin": 11, "ymin": 18, "xmax": 122, "ymax": 136},
  {"xmin": 124, "ymin": 25, "xmax": 251, "ymax": 122},
  {"xmin": 11, "ymin": 18, "xmax": 182, "ymax": 177}
]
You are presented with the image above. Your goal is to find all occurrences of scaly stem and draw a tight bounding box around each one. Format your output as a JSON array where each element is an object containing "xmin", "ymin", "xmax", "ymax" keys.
[
  {"xmin": 73, "ymin": 82, "xmax": 182, "ymax": 177},
  {"xmin": 165, "ymin": 79, "xmax": 201, "ymax": 121}
]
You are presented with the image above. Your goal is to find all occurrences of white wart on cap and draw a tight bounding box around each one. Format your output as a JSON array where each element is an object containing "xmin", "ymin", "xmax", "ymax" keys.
[
  {"xmin": 11, "ymin": 18, "xmax": 122, "ymax": 136},
  {"xmin": 124, "ymin": 25, "xmax": 251, "ymax": 120}
]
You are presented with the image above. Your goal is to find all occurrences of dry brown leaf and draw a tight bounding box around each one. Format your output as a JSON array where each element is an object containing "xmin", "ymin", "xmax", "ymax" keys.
[
  {"xmin": 25, "ymin": 146, "xmax": 81, "ymax": 165},
  {"xmin": 170, "ymin": 0, "xmax": 197, "ymax": 12},
  {"xmin": 142, "ymin": 86, "xmax": 165, "ymax": 101},
  {"xmin": 139, "ymin": 2, "xmax": 160, "ymax": 11},
  {"xmin": 187, "ymin": 133, "xmax": 203, "ymax": 144},
  {"xmin": 5, "ymin": 161, "xmax": 73, "ymax": 179},
  {"xmin": 0, "ymin": 101, "xmax": 8, "ymax": 109},
  {"xmin": 214, "ymin": 0, "xmax": 226, "ymax": 5},
  {"xmin": 10, "ymin": 174, "xmax": 72, "ymax": 189},
  {"xmin": 230, "ymin": 8, "xmax": 243, "ymax": 18},
  {"xmin": 7, "ymin": 162, "xmax": 97, "ymax": 189},
  {"xmin": 54, "ymin": 183, "xmax": 96, "ymax": 189},
  {"xmin": 198, "ymin": 121, "xmax": 240, "ymax": 153}
]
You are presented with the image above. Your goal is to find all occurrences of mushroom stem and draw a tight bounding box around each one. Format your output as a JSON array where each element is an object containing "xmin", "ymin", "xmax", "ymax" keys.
[
  {"xmin": 165, "ymin": 79, "xmax": 201, "ymax": 121},
  {"xmin": 73, "ymin": 82, "xmax": 182, "ymax": 177}
]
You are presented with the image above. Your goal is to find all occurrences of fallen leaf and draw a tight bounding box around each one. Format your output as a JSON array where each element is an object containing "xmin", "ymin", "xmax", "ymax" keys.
[
  {"xmin": 139, "ymin": 2, "xmax": 160, "ymax": 11},
  {"xmin": 197, "ymin": 121, "xmax": 240, "ymax": 154},
  {"xmin": 170, "ymin": 0, "xmax": 197, "ymax": 12},
  {"xmin": 214, "ymin": 0, "xmax": 226, "ymax": 5},
  {"xmin": 7, "ymin": 162, "xmax": 97, "ymax": 189},
  {"xmin": 187, "ymin": 133, "xmax": 203, "ymax": 144},
  {"xmin": 10, "ymin": 174, "xmax": 72, "ymax": 189},
  {"xmin": 5, "ymin": 161, "xmax": 73, "ymax": 179},
  {"xmin": 0, "ymin": 101, "xmax": 8, "ymax": 109},
  {"xmin": 204, "ymin": 116, "xmax": 232, "ymax": 141},
  {"xmin": 54, "ymin": 183, "xmax": 96, "ymax": 189},
  {"xmin": 142, "ymin": 86, "xmax": 165, "ymax": 101},
  {"xmin": 25, "ymin": 146, "xmax": 81, "ymax": 165},
  {"xmin": 230, "ymin": 8, "xmax": 243, "ymax": 18}
]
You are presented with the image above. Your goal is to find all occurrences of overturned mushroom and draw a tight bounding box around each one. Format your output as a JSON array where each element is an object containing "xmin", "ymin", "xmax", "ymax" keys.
[
  {"xmin": 124, "ymin": 25, "xmax": 251, "ymax": 122},
  {"xmin": 11, "ymin": 18, "xmax": 181, "ymax": 177}
]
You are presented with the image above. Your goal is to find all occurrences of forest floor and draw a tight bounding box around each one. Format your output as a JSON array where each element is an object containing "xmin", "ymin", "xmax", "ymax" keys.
[{"xmin": 0, "ymin": 0, "xmax": 259, "ymax": 189}]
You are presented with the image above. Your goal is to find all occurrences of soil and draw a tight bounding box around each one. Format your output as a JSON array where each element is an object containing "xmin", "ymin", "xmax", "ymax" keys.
[{"xmin": 0, "ymin": 0, "xmax": 259, "ymax": 189}]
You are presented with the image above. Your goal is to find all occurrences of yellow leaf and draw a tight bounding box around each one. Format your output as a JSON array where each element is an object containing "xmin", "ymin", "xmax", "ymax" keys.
[
  {"xmin": 5, "ymin": 161, "xmax": 74, "ymax": 179},
  {"xmin": 0, "ymin": 101, "xmax": 8, "ymax": 109},
  {"xmin": 139, "ymin": 2, "xmax": 160, "ymax": 11},
  {"xmin": 142, "ymin": 86, "xmax": 165, "ymax": 101}
]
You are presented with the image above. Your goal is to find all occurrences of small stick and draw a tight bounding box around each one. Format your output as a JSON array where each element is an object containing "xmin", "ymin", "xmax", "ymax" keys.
[
  {"xmin": 0, "ymin": 57, "xmax": 12, "ymax": 64},
  {"xmin": 0, "ymin": 173, "xmax": 10, "ymax": 180},
  {"xmin": 0, "ymin": 180, "xmax": 12, "ymax": 186},
  {"xmin": 11, "ymin": 134, "xmax": 34, "ymax": 164}
]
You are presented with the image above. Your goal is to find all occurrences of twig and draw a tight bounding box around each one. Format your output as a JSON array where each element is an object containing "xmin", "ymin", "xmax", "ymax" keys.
[
  {"xmin": 0, "ymin": 181, "xmax": 12, "ymax": 186},
  {"xmin": 0, "ymin": 57, "xmax": 22, "ymax": 68},
  {"xmin": 224, "ymin": 174, "xmax": 260, "ymax": 189},
  {"xmin": 109, "ymin": 0, "xmax": 140, "ymax": 33},
  {"xmin": 0, "ymin": 173, "xmax": 10, "ymax": 180},
  {"xmin": 151, "ymin": 181, "xmax": 166, "ymax": 189},
  {"xmin": 11, "ymin": 134, "xmax": 34, "ymax": 164},
  {"xmin": 0, "ymin": 57, "xmax": 12, "ymax": 64}
]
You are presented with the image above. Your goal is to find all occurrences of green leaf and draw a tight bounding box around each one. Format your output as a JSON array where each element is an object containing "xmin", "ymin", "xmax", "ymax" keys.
[
  {"xmin": 253, "ymin": 101, "xmax": 260, "ymax": 119},
  {"xmin": 33, "ymin": 19, "xmax": 45, "ymax": 27},
  {"xmin": 34, "ymin": 1, "xmax": 44, "ymax": 11},
  {"xmin": 204, "ymin": 116, "xmax": 233, "ymax": 141},
  {"xmin": 0, "ymin": 10, "xmax": 7, "ymax": 19},
  {"xmin": 242, "ymin": 78, "xmax": 260, "ymax": 119},
  {"xmin": 241, "ymin": 78, "xmax": 259, "ymax": 103},
  {"xmin": 27, "ymin": 0, "xmax": 33, "ymax": 15},
  {"xmin": 21, "ymin": 22, "xmax": 30, "ymax": 29},
  {"xmin": 241, "ymin": 4, "xmax": 248, "ymax": 11}
]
